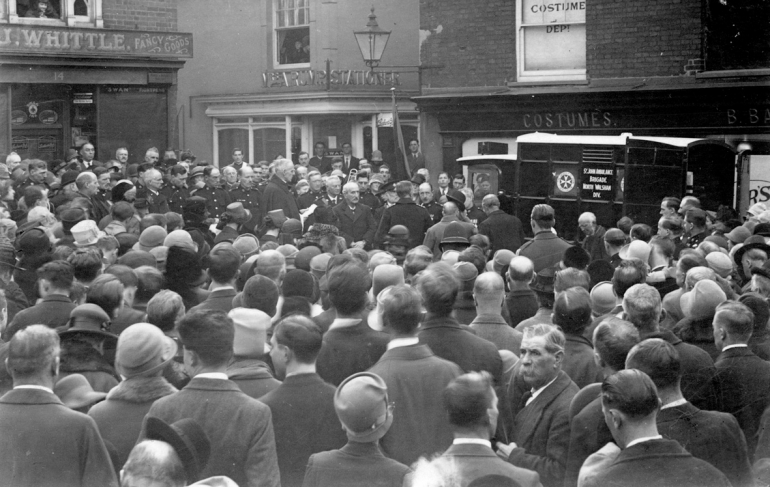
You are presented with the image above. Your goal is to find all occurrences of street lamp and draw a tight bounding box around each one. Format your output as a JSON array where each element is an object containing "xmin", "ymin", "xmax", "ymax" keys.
[{"xmin": 354, "ymin": 7, "xmax": 391, "ymax": 72}]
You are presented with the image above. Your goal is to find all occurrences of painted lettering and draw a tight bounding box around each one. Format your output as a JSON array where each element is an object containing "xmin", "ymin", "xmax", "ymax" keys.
[
  {"xmin": 530, "ymin": 2, "xmax": 586, "ymax": 13},
  {"xmin": 727, "ymin": 109, "xmax": 737, "ymax": 125},
  {"xmin": 0, "ymin": 28, "xmax": 11, "ymax": 47},
  {"xmin": 21, "ymin": 29, "xmax": 44, "ymax": 47},
  {"xmin": 750, "ymin": 108, "xmax": 759, "ymax": 124}
]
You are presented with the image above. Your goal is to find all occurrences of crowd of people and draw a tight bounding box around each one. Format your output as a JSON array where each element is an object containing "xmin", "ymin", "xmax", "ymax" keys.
[{"xmin": 1, "ymin": 143, "xmax": 770, "ymax": 487}]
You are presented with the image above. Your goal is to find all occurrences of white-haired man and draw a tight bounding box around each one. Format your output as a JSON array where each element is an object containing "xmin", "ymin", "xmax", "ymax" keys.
[
  {"xmin": 262, "ymin": 158, "xmax": 299, "ymax": 220},
  {"xmin": 333, "ymin": 181, "xmax": 377, "ymax": 250}
]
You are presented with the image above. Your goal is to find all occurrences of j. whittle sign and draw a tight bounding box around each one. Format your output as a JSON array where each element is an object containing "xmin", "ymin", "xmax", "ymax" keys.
[
  {"xmin": 263, "ymin": 69, "xmax": 401, "ymax": 88},
  {"xmin": 0, "ymin": 25, "xmax": 193, "ymax": 58}
]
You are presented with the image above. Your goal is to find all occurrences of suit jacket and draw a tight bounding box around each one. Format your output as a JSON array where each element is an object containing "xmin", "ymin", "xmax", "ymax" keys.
[
  {"xmin": 262, "ymin": 175, "xmax": 300, "ymax": 220},
  {"xmin": 563, "ymin": 334, "xmax": 603, "ymax": 390},
  {"xmin": 189, "ymin": 288, "xmax": 237, "ymax": 314},
  {"xmin": 375, "ymin": 198, "xmax": 433, "ymax": 249},
  {"xmin": 316, "ymin": 320, "xmax": 389, "ymax": 386},
  {"xmin": 443, "ymin": 442, "xmax": 541, "ymax": 487},
  {"xmin": 368, "ymin": 343, "xmax": 463, "ymax": 466},
  {"xmin": 583, "ymin": 438, "xmax": 731, "ymax": 487},
  {"xmin": 518, "ymin": 231, "xmax": 573, "ymax": 273},
  {"xmin": 144, "ymin": 377, "xmax": 280, "ymax": 487},
  {"xmin": 506, "ymin": 289, "xmax": 540, "ymax": 327},
  {"xmin": 407, "ymin": 151, "xmax": 426, "ymax": 171},
  {"xmin": 470, "ymin": 313, "xmax": 523, "ymax": 355},
  {"xmin": 259, "ymin": 373, "xmax": 347, "ymax": 487},
  {"xmin": 0, "ymin": 388, "xmax": 118, "ymax": 487},
  {"xmin": 340, "ymin": 155, "xmax": 360, "ymax": 174},
  {"xmin": 309, "ymin": 156, "xmax": 333, "ymax": 175},
  {"xmin": 419, "ymin": 315, "xmax": 503, "ymax": 386},
  {"xmin": 3, "ymin": 294, "xmax": 75, "ymax": 341},
  {"xmin": 227, "ymin": 358, "xmax": 281, "ymax": 400},
  {"xmin": 714, "ymin": 346, "xmax": 770, "ymax": 456},
  {"xmin": 657, "ymin": 401, "xmax": 752, "ymax": 487},
  {"xmin": 564, "ymin": 393, "xmax": 612, "ymax": 487},
  {"xmin": 303, "ymin": 441, "xmax": 411, "ymax": 487},
  {"xmin": 505, "ymin": 370, "xmax": 579, "ymax": 487},
  {"xmin": 333, "ymin": 202, "xmax": 377, "ymax": 248},
  {"xmin": 423, "ymin": 215, "xmax": 476, "ymax": 260},
  {"xmin": 479, "ymin": 210, "xmax": 526, "ymax": 254}
]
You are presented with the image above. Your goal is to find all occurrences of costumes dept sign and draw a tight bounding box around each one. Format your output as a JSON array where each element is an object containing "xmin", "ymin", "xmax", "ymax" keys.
[
  {"xmin": 0, "ymin": 25, "xmax": 192, "ymax": 58},
  {"xmin": 581, "ymin": 165, "xmax": 614, "ymax": 200}
]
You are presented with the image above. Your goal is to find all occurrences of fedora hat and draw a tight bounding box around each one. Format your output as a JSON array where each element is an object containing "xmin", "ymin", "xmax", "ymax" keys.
[
  {"xmin": 334, "ymin": 372, "xmax": 393, "ymax": 443},
  {"xmin": 445, "ymin": 189, "xmax": 466, "ymax": 213},
  {"xmin": 680, "ymin": 279, "xmax": 726, "ymax": 320},
  {"xmin": 54, "ymin": 374, "xmax": 107, "ymax": 410},
  {"xmin": 224, "ymin": 202, "xmax": 251, "ymax": 225},
  {"xmin": 115, "ymin": 323, "xmax": 178, "ymax": 379},
  {"xmin": 530, "ymin": 266, "xmax": 556, "ymax": 294},
  {"xmin": 441, "ymin": 221, "xmax": 471, "ymax": 247},
  {"xmin": 619, "ymin": 240, "xmax": 652, "ymax": 263},
  {"xmin": 145, "ymin": 417, "xmax": 211, "ymax": 483},
  {"xmin": 59, "ymin": 304, "xmax": 118, "ymax": 345},
  {"xmin": 733, "ymin": 235, "xmax": 770, "ymax": 267},
  {"xmin": 71, "ymin": 220, "xmax": 103, "ymax": 247}
]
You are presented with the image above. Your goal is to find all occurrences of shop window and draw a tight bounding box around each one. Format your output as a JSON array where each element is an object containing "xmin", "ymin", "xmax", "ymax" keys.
[
  {"xmin": 705, "ymin": 0, "xmax": 770, "ymax": 71},
  {"xmin": 274, "ymin": 0, "xmax": 310, "ymax": 67},
  {"xmin": 9, "ymin": 0, "xmax": 102, "ymax": 27},
  {"xmin": 253, "ymin": 128, "xmax": 286, "ymax": 162},
  {"xmin": 218, "ymin": 128, "xmax": 249, "ymax": 166},
  {"xmin": 516, "ymin": 0, "xmax": 586, "ymax": 82}
]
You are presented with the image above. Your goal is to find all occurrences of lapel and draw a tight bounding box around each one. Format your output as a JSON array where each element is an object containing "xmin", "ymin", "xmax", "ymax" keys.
[
  {"xmin": 343, "ymin": 204, "xmax": 362, "ymax": 223},
  {"xmin": 514, "ymin": 370, "xmax": 571, "ymax": 446}
]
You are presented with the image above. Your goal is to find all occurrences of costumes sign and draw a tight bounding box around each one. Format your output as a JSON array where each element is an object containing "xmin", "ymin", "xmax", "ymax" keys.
[{"xmin": 581, "ymin": 164, "xmax": 614, "ymax": 200}]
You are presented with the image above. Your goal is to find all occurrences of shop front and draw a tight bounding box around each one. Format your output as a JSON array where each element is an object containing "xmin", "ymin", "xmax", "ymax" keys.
[{"xmin": 0, "ymin": 24, "xmax": 192, "ymax": 162}]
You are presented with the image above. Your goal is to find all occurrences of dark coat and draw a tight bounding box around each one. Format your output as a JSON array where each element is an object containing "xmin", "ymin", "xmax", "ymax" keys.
[
  {"xmin": 443, "ymin": 442, "xmax": 541, "ymax": 487},
  {"xmin": 418, "ymin": 315, "xmax": 503, "ymax": 386},
  {"xmin": 564, "ymin": 393, "xmax": 612, "ymax": 487},
  {"xmin": 374, "ymin": 198, "xmax": 433, "ymax": 249},
  {"xmin": 140, "ymin": 188, "xmax": 169, "ymax": 214},
  {"xmin": 563, "ymin": 334, "xmax": 604, "ymax": 389},
  {"xmin": 59, "ymin": 338, "xmax": 120, "ymax": 393},
  {"xmin": 3, "ymin": 293, "xmax": 74, "ymax": 341},
  {"xmin": 316, "ymin": 320, "xmax": 389, "ymax": 386},
  {"xmin": 227, "ymin": 358, "xmax": 281, "ymax": 399},
  {"xmin": 518, "ymin": 231, "xmax": 573, "ymax": 273},
  {"xmin": 583, "ymin": 438, "xmax": 731, "ymax": 487},
  {"xmin": 674, "ymin": 315, "xmax": 721, "ymax": 361},
  {"xmin": 333, "ymin": 202, "xmax": 377, "ymax": 248},
  {"xmin": 88, "ymin": 375, "xmax": 177, "ymax": 468},
  {"xmin": 658, "ymin": 401, "xmax": 752, "ymax": 487},
  {"xmin": 303, "ymin": 441, "xmax": 411, "ymax": 487},
  {"xmin": 407, "ymin": 151, "xmax": 426, "ymax": 171},
  {"xmin": 309, "ymin": 156, "xmax": 333, "ymax": 175},
  {"xmin": 188, "ymin": 288, "xmax": 237, "ymax": 314},
  {"xmin": 260, "ymin": 373, "xmax": 347, "ymax": 487},
  {"xmin": 479, "ymin": 209, "xmax": 526, "ymax": 253},
  {"xmin": 110, "ymin": 305, "xmax": 147, "ymax": 335},
  {"xmin": 423, "ymin": 215, "xmax": 476, "ymax": 259},
  {"xmin": 506, "ymin": 289, "xmax": 540, "ymax": 327},
  {"xmin": 503, "ymin": 370, "xmax": 578, "ymax": 487},
  {"xmin": 143, "ymin": 377, "xmax": 281, "ymax": 487},
  {"xmin": 262, "ymin": 175, "xmax": 300, "ymax": 220},
  {"xmin": 230, "ymin": 185, "xmax": 262, "ymax": 232},
  {"xmin": 580, "ymin": 226, "xmax": 610, "ymax": 263},
  {"xmin": 0, "ymin": 388, "xmax": 118, "ymax": 487},
  {"xmin": 470, "ymin": 313, "xmax": 523, "ymax": 355},
  {"xmin": 714, "ymin": 346, "xmax": 770, "ymax": 457},
  {"xmin": 192, "ymin": 184, "xmax": 232, "ymax": 219},
  {"xmin": 368, "ymin": 343, "xmax": 463, "ymax": 466}
]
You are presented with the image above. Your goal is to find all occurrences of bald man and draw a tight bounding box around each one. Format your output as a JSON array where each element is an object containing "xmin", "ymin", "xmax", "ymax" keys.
[
  {"xmin": 479, "ymin": 194, "xmax": 525, "ymax": 253},
  {"xmin": 470, "ymin": 272, "xmax": 523, "ymax": 355},
  {"xmin": 423, "ymin": 201, "xmax": 476, "ymax": 260},
  {"xmin": 578, "ymin": 212, "xmax": 609, "ymax": 263},
  {"xmin": 506, "ymin": 256, "xmax": 539, "ymax": 327}
]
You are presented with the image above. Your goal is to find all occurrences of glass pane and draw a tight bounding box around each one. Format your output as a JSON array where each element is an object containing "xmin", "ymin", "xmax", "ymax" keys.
[
  {"xmin": 218, "ymin": 129, "xmax": 249, "ymax": 166},
  {"xmin": 523, "ymin": 24, "xmax": 586, "ymax": 71},
  {"xmin": 519, "ymin": 161, "xmax": 551, "ymax": 197},
  {"xmin": 278, "ymin": 27, "xmax": 310, "ymax": 65},
  {"xmin": 314, "ymin": 117, "xmax": 352, "ymax": 152},
  {"xmin": 100, "ymin": 87, "xmax": 168, "ymax": 164},
  {"xmin": 468, "ymin": 165, "xmax": 500, "ymax": 203},
  {"xmin": 216, "ymin": 117, "xmax": 249, "ymax": 124},
  {"xmin": 254, "ymin": 128, "xmax": 286, "ymax": 162}
]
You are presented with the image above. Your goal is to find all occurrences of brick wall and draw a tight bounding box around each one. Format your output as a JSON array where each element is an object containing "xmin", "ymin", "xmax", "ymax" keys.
[
  {"xmin": 587, "ymin": 0, "xmax": 703, "ymax": 77},
  {"xmin": 102, "ymin": 0, "xmax": 178, "ymax": 31},
  {"xmin": 419, "ymin": 0, "xmax": 514, "ymax": 87}
]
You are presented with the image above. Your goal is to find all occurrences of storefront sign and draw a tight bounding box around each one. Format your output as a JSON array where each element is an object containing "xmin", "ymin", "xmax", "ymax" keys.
[
  {"xmin": 581, "ymin": 164, "xmax": 614, "ymax": 200},
  {"xmin": 12, "ymin": 136, "xmax": 28, "ymax": 151},
  {"xmin": 37, "ymin": 136, "xmax": 57, "ymax": 152},
  {"xmin": 0, "ymin": 26, "xmax": 192, "ymax": 58},
  {"xmin": 262, "ymin": 69, "xmax": 400, "ymax": 88},
  {"xmin": 103, "ymin": 87, "xmax": 168, "ymax": 94},
  {"xmin": 523, "ymin": 110, "xmax": 612, "ymax": 129},
  {"xmin": 727, "ymin": 108, "xmax": 770, "ymax": 126}
]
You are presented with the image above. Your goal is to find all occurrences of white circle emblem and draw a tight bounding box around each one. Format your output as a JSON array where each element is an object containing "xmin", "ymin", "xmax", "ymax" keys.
[{"xmin": 556, "ymin": 171, "xmax": 575, "ymax": 193}]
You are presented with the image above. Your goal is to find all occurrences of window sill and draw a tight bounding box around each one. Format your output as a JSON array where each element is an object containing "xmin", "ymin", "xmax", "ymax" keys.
[
  {"xmin": 508, "ymin": 79, "xmax": 589, "ymax": 87},
  {"xmin": 696, "ymin": 69, "xmax": 770, "ymax": 79},
  {"xmin": 274, "ymin": 63, "xmax": 311, "ymax": 70},
  {"xmin": 12, "ymin": 17, "xmax": 66, "ymax": 26}
]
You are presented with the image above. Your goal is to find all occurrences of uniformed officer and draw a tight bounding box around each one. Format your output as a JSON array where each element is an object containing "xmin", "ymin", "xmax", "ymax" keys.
[
  {"xmin": 231, "ymin": 165, "xmax": 262, "ymax": 233},
  {"xmin": 683, "ymin": 208, "xmax": 708, "ymax": 249},
  {"xmin": 418, "ymin": 182, "xmax": 443, "ymax": 225},
  {"xmin": 191, "ymin": 166, "xmax": 231, "ymax": 219},
  {"xmin": 517, "ymin": 204, "xmax": 571, "ymax": 273},
  {"xmin": 162, "ymin": 165, "xmax": 189, "ymax": 214}
]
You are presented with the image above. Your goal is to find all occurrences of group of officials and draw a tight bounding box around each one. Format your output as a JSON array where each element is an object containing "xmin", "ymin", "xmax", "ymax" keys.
[{"xmin": 0, "ymin": 143, "xmax": 770, "ymax": 487}]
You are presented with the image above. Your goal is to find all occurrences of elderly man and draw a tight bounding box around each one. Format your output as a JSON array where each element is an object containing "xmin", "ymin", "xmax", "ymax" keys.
[
  {"xmin": 144, "ymin": 147, "xmax": 160, "ymax": 166},
  {"xmin": 193, "ymin": 166, "xmax": 231, "ymax": 219},
  {"xmin": 324, "ymin": 175, "xmax": 342, "ymax": 207},
  {"xmin": 139, "ymin": 168, "xmax": 170, "ymax": 214},
  {"xmin": 369, "ymin": 285, "xmax": 462, "ymax": 466},
  {"xmin": 498, "ymin": 324, "xmax": 578, "ymax": 487},
  {"xmin": 506, "ymin": 256, "xmax": 539, "ymax": 327},
  {"xmin": 375, "ymin": 181, "xmax": 433, "ymax": 250},
  {"xmin": 231, "ymin": 165, "xmax": 261, "ymax": 232},
  {"xmin": 470, "ymin": 272, "xmax": 523, "ymax": 355},
  {"xmin": 518, "ymin": 204, "xmax": 571, "ymax": 273},
  {"xmin": 443, "ymin": 372, "xmax": 541, "ymax": 487},
  {"xmin": 423, "ymin": 201, "xmax": 476, "ymax": 260},
  {"xmin": 142, "ymin": 309, "xmax": 280, "ymax": 487},
  {"xmin": 333, "ymin": 181, "xmax": 376, "ymax": 250},
  {"xmin": 221, "ymin": 165, "xmax": 240, "ymax": 192},
  {"xmin": 78, "ymin": 142, "xmax": 101, "ymax": 170},
  {"xmin": 0, "ymin": 325, "xmax": 118, "ymax": 486},
  {"xmin": 479, "ymin": 194, "xmax": 525, "ymax": 254},
  {"xmin": 262, "ymin": 158, "xmax": 299, "ymax": 220},
  {"xmin": 578, "ymin": 212, "xmax": 609, "ymax": 263},
  {"xmin": 75, "ymin": 171, "xmax": 110, "ymax": 222}
]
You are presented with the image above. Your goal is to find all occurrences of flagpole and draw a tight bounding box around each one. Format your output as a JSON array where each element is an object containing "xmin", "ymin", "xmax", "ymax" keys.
[{"xmin": 392, "ymin": 86, "xmax": 411, "ymax": 179}]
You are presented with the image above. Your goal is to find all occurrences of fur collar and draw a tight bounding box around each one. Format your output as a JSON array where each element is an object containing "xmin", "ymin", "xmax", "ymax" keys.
[{"xmin": 107, "ymin": 376, "xmax": 178, "ymax": 403}]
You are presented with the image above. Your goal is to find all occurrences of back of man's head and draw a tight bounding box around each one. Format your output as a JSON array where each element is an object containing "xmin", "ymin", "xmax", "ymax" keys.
[
  {"xmin": 8, "ymin": 325, "xmax": 59, "ymax": 381},
  {"xmin": 552, "ymin": 287, "xmax": 592, "ymax": 335},
  {"xmin": 395, "ymin": 181, "xmax": 412, "ymax": 198},
  {"xmin": 601, "ymin": 369, "xmax": 660, "ymax": 420},
  {"xmin": 612, "ymin": 259, "xmax": 648, "ymax": 299},
  {"xmin": 177, "ymin": 309, "xmax": 234, "ymax": 367},
  {"xmin": 416, "ymin": 262, "xmax": 460, "ymax": 316},
  {"xmin": 328, "ymin": 262, "xmax": 371, "ymax": 316},
  {"xmin": 141, "ymin": 214, "xmax": 167, "ymax": 233},
  {"xmin": 593, "ymin": 317, "xmax": 640, "ymax": 372},
  {"xmin": 507, "ymin": 256, "xmax": 534, "ymax": 283},
  {"xmin": 36, "ymin": 260, "xmax": 74, "ymax": 291},
  {"xmin": 554, "ymin": 268, "xmax": 590, "ymax": 294},
  {"xmin": 121, "ymin": 440, "xmax": 186, "ymax": 487},
  {"xmin": 714, "ymin": 300, "xmax": 755, "ymax": 343},
  {"xmin": 625, "ymin": 338, "xmax": 681, "ymax": 391},
  {"xmin": 104, "ymin": 264, "xmax": 139, "ymax": 289},
  {"xmin": 206, "ymin": 245, "xmax": 241, "ymax": 284},
  {"xmin": 443, "ymin": 371, "xmax": 496, "ymax": 430},
  {"xmin": 135, "ymin": 265, "xmax": 164, "ymax": 303},
  {"xmin": 473, "ymin": 272, "xmax": 505, "ymax": 308},
  {"xmin": 256, "ymin": 250, "xmax": 286, "ymax": 283},
  {"xmin": 622, "ymin": 283, "xmax": 662, "ymax": 333},
  {"xmin": 442, "ymin": 202, "xmax": 459, "ymax": 216},
  {"xmin": 404, "ymin": 247, "xmax": 432, "ymax": 277},
  {"xmin": 379, "ymin": 284, "xmax": 424, "ymax": 335},
  {"xmin": 563, "ymin": 246, "xmax": 591, "ymax": 270},
  {"xmin": 242, "ymin": 275, "xmax": 280, "ymax": 316},
  {"xmin": 273, "ymin": 314, "xmax": 323, "ymax": 364}
]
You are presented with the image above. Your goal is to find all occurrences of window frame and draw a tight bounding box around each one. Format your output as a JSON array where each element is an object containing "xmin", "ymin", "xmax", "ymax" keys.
[
  {"xmin": 272, "ymin": 0, "xmax": 311, "ymax": 70},
  {"xmin": 515, "ymin": 0, "xmax": 586, "ymax": 83},
  {"xmin": 6, "ymin": 0, "xmax": 103, "ymax": 28}
]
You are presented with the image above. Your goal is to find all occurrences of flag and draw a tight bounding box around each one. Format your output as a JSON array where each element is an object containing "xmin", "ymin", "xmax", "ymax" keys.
[{"xmin": 392, "ymin": 88, "xmax": 411, "ymax": 180}]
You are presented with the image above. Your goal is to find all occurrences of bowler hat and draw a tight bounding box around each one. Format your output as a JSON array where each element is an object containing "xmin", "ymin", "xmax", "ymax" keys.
[
  {"xmin": 145, "ymin": 417, "xmax": 211, "ymax": 483},
  {"xmin": 376, "ymin": 180, "xmax": 396, "ymax": 196},
  {"xmin": 15, "ymin": 227, "xmax": 51, "ymax": 256},
  {"xmin": 445, "ymin": 189, "xmax": 466, "ymax": 213},
  {"xmin": 224, "ymin": 202, "xmax": 251, "ymax": 225},
  {"xmin": 281, "ymin": 218, "xmax": 303, "ymax": 237},
  {"xmin": 115, "ymin": 323, "xmax": 178, "ymax": 379},
  {"xmin": 59, "ymin": 303, "xmax": 118, "ymax": 345},
  {"xmin": 755, "ymin": 223, "xmax": 770, "ymax": 238},
  {"xmin": 133, "ymin": 225, "xmax": 168, "ymax": 252},
  {"xmin": 295, "ymin": 245, "xmax": 321, "ymax": 272},
  {"xmin": 334, "ymin": 372, "xmax": 393, "ymax": 442},
  {"xmin": 410, "ymin": 173, "xmax": 425, "ymax": 185},
  {"xmin": 184, "ymin": 196, "xmax": 207, "ymax": 217},
  {"xmin": 54, "ymin": 374, "xmax": 107, "ymax": 410},
  {"xmin": 60, "ymin": 170, "xmax": 80, "ymax": 188}
]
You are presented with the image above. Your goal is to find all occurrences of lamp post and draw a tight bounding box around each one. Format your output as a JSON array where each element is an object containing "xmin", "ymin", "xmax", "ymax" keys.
[{"xmin": 354, "ymin": 7, "xmax": 391, "ymax": 72}]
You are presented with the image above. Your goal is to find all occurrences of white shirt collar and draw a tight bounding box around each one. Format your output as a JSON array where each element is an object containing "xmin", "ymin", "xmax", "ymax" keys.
[
  {"xmin": 387, "ymin": 337, "xmax": 419, "ymax": 350},
  {"xmin": 452, "ymin": 438, "xmax": 492, "ymax": 448},
  {"xmin": 328, "ymin": 318, "xmax": 361, "ymax": 331},
  {"xmin": 526, "ymin": 375, "xmax": 559, "ymax": 406},
  {"xmin": 14, "ymin": 385, "xmax": 54, "ymax": 394},
  {"xmin": 626, "ymin": 435, "xmax": 663, "ymax": 449},
  {"xmin": 722, "ymin": 344, "xmax": 748, "ymax": 352},
  {"xmin": 660, "ymin": 398, "xmax": 688, "ymax": 410},
  {"xmin": 195, "ymin": 372, "xmax": 228, "ymax": 380}
]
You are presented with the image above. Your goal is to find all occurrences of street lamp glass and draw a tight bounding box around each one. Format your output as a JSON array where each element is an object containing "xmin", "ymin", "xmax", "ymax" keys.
[{"xmin": 354, "ymin": 8, "xmax": 391, "ymax": 67}]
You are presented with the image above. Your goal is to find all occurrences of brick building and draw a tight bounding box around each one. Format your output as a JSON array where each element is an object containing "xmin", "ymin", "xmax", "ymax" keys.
[
  {"xmin": 415, "ymin": 0, "xmax": 770, "ymax": 213},
  {"xmin": 0, "ymin": 0, "xmax": 192, "ymax": 163}
]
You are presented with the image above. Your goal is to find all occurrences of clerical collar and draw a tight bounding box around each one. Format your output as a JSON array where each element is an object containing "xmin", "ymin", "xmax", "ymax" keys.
[{"xmin": 14, "ymin": 385, "xmax": 53, "ymax": 394}]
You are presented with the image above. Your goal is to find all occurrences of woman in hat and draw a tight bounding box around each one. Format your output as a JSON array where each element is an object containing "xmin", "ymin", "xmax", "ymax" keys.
[
  {"xmin": 164, "ymin": 245, "xmax": 210, "ymax": 310},
  {"xmin": 214, "ymin": 203, "xmax": 252, "ymax": 245},
  {"xmin": 111, "ymin": 180, "xmax": 137, "ymax": 204}
]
